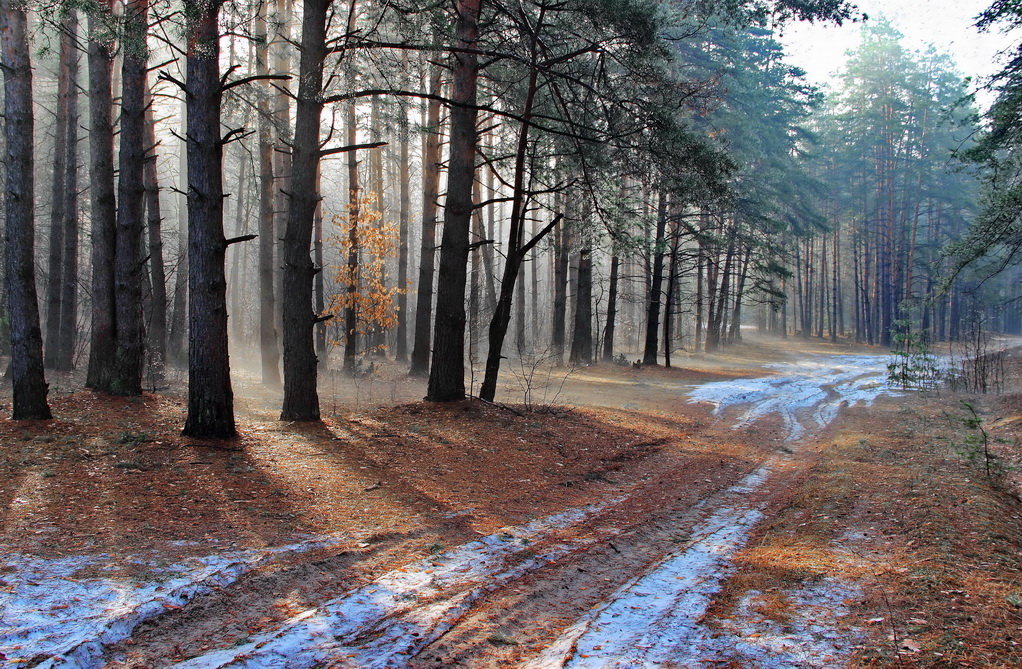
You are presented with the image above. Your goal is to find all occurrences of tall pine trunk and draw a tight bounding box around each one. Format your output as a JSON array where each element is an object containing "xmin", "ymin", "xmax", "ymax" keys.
[
  {"xmin": 343, "ymin": 101, "xmax": 361, "ymax": 374},
  {"xmin": 143, "ymin": 88, "xmax": 167, "ymax": 379},
  {"xmin": 182, "ymin": 0, "xmax": 235, "ymax": 438},
  {"xmin": 86, "ymin": 0, "xmax": 117, "ymax": 389},
  {"xmin": 395, "ymin": 83, "xmax": 411, "ymax": 361},
  {"xmin": 409, "ymin": 64, "xmax": 442, "ymax": 376},
  {"xmin": 569, "ymin": 246, "xmax": 593, "ymax": 365},
  {"xmin": 641, "ymin": 192, "xmax": 667, "ymax": 365},
  {"xmin": 111, "ymin": 0, "xmax": 148, "ymax": 396},
  {"xmin": 44, "ymin": 10, "xmax": 75, "ymax": 370},
  {"xmin": 426, "ymin": 0, "xmax": 481, "ymax": 401},
  {"xmin": 602, "ymin": 250, "xmax": 619, "ymax": 362},
  {"xmin": 56, "ymin": 10, "xmax": 80, "ymax": 371},
  {"xmin": 254, "ymin": 0, "xmax": 280, "ymax": 386},
  {"xmin": 280, "ymin": 0, "xmax": 327, "ymax": 421},
  {"xmin": 2, "ymin": 0, "xmax": 51, "ymax": 418}
]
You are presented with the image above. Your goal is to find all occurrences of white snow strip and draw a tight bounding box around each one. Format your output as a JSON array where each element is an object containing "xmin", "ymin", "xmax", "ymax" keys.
[
  {"xmin": 528, "ymin": 465, "xmax": 772, "ymax": 668},
  {"xmin": 0, "ymin": 537, "xmax": 345, "ymax": 668},
  {"xmin": 688, "ymin": 355, "xmax": 900, "ymax": 440},
  {"xmin": 174, "ymin": 503, "xmax": 614, "ymax": 668}
]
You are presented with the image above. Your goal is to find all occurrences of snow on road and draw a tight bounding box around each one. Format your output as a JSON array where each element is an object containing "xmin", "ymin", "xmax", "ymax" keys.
[
  {"xmin": 2, "ymin": 354, "xmax": 882, "ymax": 668},
  {"xmin": 0, "ymin": 537, "xmax": 345, "ymax": 668},
  {"xmin": 688, "ymin": 354, "xmax": 899, "ymax": 440},
  {"xmin": 531, "ymin": 355, "xmax": 882, "ymax": 667},
  {"xmin": 174, "ymin": 503, "xmax": 616, "ymax": 668}
]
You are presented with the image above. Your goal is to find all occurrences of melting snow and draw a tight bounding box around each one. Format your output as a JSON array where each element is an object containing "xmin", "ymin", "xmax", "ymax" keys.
[
  {"xmin": 0, "ymin": 537, "xmax": 344, "ymax": 668},
  {"xmin": 688, "ymin": 355, "xmax": 900, "ymax": 440},
  {"xmin": 174, "ymin": 503, "xmax": 614, "ymax": 668},
  {"xmin": 528, "ymin": 466, "xmax": 771, "ymax": 668}
]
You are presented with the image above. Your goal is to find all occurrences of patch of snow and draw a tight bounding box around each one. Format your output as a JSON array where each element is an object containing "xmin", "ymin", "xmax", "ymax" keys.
[
  {"xmin": 0, "ymin": 537, "xmax": 345, "ymax": 668},
  {"xmin": 174, "ymin": 503, "xmax": 616, "ymax": 668},
  {"xmin": 688, "ymin": 355, "xmax": 901, "ymax": 440}
]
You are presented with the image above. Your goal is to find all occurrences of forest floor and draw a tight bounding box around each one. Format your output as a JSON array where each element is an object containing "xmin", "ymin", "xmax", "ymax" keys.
[{"xmin": 2, "ymin": 336, "xmax": 1022, "ymax": 667}]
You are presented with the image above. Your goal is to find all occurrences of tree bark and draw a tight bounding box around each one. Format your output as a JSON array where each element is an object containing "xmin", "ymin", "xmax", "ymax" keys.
[
  {"xmin": 569, "ymin": 246, "xmax": 593, "ymax": 365},
  {"xmin": 56, "ymin": 9, "xmax": 80, "ymax": 371},
  {"xmin": 143, "ymin": 87, "xmax": 167, "ymax": 380},
  {"xmin": 111, "ymin": 0, "xmax": 148, "ymax": 396},
  {"xmin": 280, "ymin": 0, "xmax": 328, "ymax": 421},
  {"xmin": 343, "ymin": 101, "xmax": 361, "ymax": 374},
  {"xmin": 426, "ymin": 0, "xmax": 481, "ymax": 401},
  {"xmin": 409, "ymin": 63, "xmax": 442, "ymax": 376},
  {"xmin": 395, "ymin": 79, "xmax": 410, "ymax": 361},
  {"xmin": 2, "ymin": 0, "xmax": 50, "ymax": 418},
  {"xmin": 167, "ymin": 100, "xmax": 189, "ymax": 366},
  {"xmin": 602, "ymin": 250, "xmax": 619, "ymax": 362},
  {"xmin": 44, "ymin": 10, "xmax": 75, "ymax": 371},
  {"xmin": 85, "ymin": 0, "xmax": 117, "ymax": 389},
  {"xmin": 182, "ymin": 0, "xmax": 236, "ymax": 438},
  {"xmin": 254, "ymin": 0, "xmax": 280, "ymax": 386},
  {"xmin": 641, "ymin": 192, "xmax": 667, "ymax": 365}
]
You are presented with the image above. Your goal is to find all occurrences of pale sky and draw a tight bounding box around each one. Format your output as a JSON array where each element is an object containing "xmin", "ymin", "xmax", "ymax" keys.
[{"xmin": 778, "ymin": 0, "xmax": 1018, "ymax": 108}]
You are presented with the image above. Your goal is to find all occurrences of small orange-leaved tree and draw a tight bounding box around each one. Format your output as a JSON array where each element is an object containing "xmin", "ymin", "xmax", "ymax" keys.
[{"xmin": 328, "ymin": 192, "xmax": 402, "ymax": 370}]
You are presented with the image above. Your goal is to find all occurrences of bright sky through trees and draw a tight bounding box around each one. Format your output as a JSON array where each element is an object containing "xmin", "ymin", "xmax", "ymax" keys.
[{"xmin": 779, "ymin": 0, "xmax": 1015, "ymax": 108}]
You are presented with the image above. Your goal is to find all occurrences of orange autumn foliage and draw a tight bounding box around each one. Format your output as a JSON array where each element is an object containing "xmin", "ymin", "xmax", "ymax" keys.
[{"xmin": 327, "ymin": 192, "xmax": 402, "ymax": 351}]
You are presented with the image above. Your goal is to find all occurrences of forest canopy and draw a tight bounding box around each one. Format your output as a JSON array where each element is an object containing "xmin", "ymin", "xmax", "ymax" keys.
[{"xmin": 0, "ymin": 0, "xmax": 1017, "ymax": 433}]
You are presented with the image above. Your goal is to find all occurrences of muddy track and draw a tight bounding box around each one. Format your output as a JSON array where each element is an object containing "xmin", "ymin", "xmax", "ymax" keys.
[{"xmin": 3, "ymin": 352, "xmax": 897, "ymax": 668}]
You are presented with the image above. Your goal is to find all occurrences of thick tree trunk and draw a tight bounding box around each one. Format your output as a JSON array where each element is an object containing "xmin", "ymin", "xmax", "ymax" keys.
[
  {"xmin": 44, "ymin": 11, "xmax": 75, "ymax": 370},
  {"xmin": 182, "ymin": 0, "xmax": 236, "ymax": 438},
  {"xmin": 426, "ymin": 0, "xmax": 481, "ymax": 401},
  {"xmin": 409, "ymin": 64, "xmax": 442, "ymax": 376},
  {"xmin": 111, "ymin": 0, "xmax": 148, "ymax": 396},
  {"xmin": 143, "ymin": 88, "xmax": 168, "ymax": 379},
  {"xmin": 254, "ymin": 0, "xmax": 280, "ymax": 386},
  {"xmin": 641, "ymin": 192, "xmax": 668, "ymax": 365},
  {"xmin": 85, "ymin": 0, "xmax": 117, "ymax": 389},
  {"xmin": 280, "ymin": 0, "xmax": 327, "ymax": 421},
  {"xmin": 1, "ymin": 0, "xmax": 51, "ymax": 418}
]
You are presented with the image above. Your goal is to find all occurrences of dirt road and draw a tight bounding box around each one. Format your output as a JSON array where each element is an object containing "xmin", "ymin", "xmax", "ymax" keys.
[{"xmin": 3, "ymin": 345, "xmax": 1021, "ymax": 667}]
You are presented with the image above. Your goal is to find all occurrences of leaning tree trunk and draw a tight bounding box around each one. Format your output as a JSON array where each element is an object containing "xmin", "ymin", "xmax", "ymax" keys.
[
  {"xmin": 44, "ymin": 10, "xmax": 74, "ymax": 370},
  {"xmin": 111, "ymin": 0, "xmax": 149, "ymax": 396},
  {"xmin": 143, "ymin": 87, "xmax": 168, "ymax": 380},
  {"xmin": 85, "ymin": 0, "xmax": 117, "ymax": 390},
  {"xmin": 426, "ymin": 0, "xmax": 481, "ymax": 401},
  {"xmin": 254, "ymin": 0, "xmax": 280, "ymax": 386},
  {"xmin": 409, "ymin": 63, "xmax": 443, "ymax": 376},
  {"xmin": 280, "ymin": 0, "xmax": 327, "ymax": 421},
  {"xmin": 551, "ymin": 216, "xmax": 569, "ymax": 364},
  {"xmin": 182, "ymin": 0, "xmax": 236, "ymax": 438},
  {"xmin": 55, "ymin": 9, "xmax": 80, "ymax": 371},
  {"xmin": 2, "ymin": 0, "xmax": 51, "ymax": 418},
  {"xmin": 602, "ymin": 250, "xmax": 619, "ymax": 362}
]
